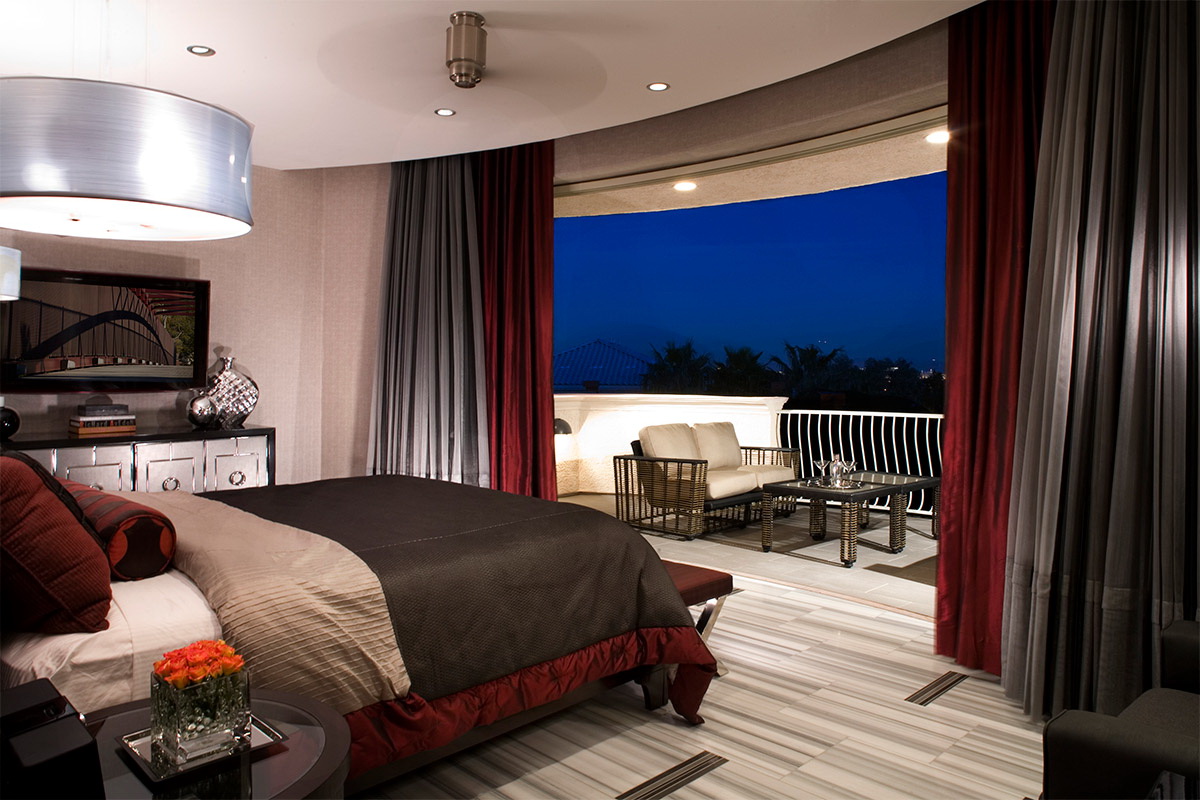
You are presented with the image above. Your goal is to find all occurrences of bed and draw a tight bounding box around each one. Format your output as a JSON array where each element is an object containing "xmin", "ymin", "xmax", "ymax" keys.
[{"xmin": 0, "ymin": 466, "xmax": 716, "ymax": 794}]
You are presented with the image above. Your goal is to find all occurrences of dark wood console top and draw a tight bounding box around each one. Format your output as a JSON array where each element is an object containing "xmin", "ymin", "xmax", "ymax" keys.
[{"xmin": 3, "ymin": 425, "xmax": 275, "ymax": 450}]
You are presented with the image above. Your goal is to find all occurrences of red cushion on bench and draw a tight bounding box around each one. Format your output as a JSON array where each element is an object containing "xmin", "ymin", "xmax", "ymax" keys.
[{"xmin": 662, "ymin": 561, "xmax": 733, "ymax": 607}]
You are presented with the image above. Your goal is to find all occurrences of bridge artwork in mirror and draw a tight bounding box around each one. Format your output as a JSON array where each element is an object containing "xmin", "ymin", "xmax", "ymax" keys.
[{"xmin": 0, "ymin": 268, "xmax": 210, "ymax": 393}]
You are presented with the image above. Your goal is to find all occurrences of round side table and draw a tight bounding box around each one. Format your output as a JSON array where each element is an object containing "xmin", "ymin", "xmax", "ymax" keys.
[{"xmin": 86, "ymin": 689, "xmax": 350, "ymax": 799}]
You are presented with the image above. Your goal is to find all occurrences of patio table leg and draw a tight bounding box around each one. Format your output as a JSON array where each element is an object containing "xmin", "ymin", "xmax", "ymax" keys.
[
  {"xmin": 859, "ymin": 505, "xmax": 871, "ymax": 528},
  {"xmin": 840, "ymin": 500, "xmax": 859, "ymax": 567},
  {"xmin": 932, "ymin": 487, "xmax": 941, "ymax": 539},
  {"xmin": 761, "ymin": 490, "xmax": 774, "ymax": 552},
  {"xmin": 809, "ymin": 498, "xmax": 827, "ymax": 540},
  {"xmin": 888, "ymin": 492, "xmax": 909, "ymax": 553}
]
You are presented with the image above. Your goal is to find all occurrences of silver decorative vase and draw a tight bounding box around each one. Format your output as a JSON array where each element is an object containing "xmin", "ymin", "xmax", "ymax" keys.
[{"xmin": 205, "ymin": 357, "xmax": 259, "ymax": 430}]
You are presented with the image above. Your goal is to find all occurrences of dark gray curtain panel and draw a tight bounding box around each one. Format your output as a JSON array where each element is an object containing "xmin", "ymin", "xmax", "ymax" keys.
[
  {"xmin": 1003, "ymin": 0, "xmax": 1197, "ymax": 717},
  {"xmin": 368, "ymin": 157, "xmax": 490, "ymax": 486}
]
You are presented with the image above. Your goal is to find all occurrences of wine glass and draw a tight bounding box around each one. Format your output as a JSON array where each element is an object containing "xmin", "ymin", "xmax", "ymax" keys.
[{"xmin": 812, "ymin": 458, "xmax": 829, "ymax": 484}]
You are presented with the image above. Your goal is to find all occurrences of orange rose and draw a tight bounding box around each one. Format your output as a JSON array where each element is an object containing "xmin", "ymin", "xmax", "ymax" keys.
[
  {"xmin": 218, "ymin": 654, "xmax": 245, "ymax": 675},
  {"xmin": 154, "ymin": 640, "xmax": 244, "ymax": 687},
  {"xmin": 166, "ymin": 670, "xmax": 191, "ymax": 689}
]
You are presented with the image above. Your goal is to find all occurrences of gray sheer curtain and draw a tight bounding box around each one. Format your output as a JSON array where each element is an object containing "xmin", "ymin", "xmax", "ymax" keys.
[
  {"xmin": 1003, "ymin": 0, "xmax": 1197, "ymax": 717},
  {"xmin": 368, "ymin": 157, "xmax": 491, "ymax": 486}
]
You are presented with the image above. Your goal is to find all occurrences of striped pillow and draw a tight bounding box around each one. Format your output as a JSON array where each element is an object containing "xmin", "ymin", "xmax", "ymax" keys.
[{"xmin": 58, "ymin": 481, "xmax": 177, "ymax": 581}]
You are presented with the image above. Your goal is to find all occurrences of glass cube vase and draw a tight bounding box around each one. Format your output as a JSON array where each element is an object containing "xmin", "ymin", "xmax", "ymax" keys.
[{"xmin": 150, "ymin": 670, "xmax": 251, "ymax": 767}]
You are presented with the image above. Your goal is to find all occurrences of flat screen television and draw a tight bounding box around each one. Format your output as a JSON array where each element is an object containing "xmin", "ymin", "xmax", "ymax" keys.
[{"xmin": 0, "ymin": 268, "xmax": 210, "ymax": 393}]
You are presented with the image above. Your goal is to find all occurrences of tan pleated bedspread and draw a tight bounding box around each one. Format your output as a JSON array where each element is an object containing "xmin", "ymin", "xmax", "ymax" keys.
[{"xmin": 122, "ymin": 491, "xmax": 409, "ymax": 714}]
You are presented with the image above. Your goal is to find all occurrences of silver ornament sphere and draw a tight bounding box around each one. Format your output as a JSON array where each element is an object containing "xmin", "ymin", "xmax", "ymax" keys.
[{"xmin": 187, "ymin": 394, "xmax": 218, "ymax": 427}]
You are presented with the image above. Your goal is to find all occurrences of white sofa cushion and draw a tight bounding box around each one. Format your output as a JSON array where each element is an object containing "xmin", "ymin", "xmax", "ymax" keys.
[
  {"xmin": 739, "ymin": 463, "xmax": 797, "ymax": 488},
  {"xmin": 693, "ymin": 422, "xmax": 743, "ymax": 469},
  {"xmin": 705, "ymin": 468, "xmax": 760, "ymax": 500},
  {"xmin": 639, "ymin": 424, "xmax": 700, "ymax": 460}
]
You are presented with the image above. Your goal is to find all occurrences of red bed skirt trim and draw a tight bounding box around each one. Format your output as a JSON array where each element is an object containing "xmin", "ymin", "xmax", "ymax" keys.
[{"xmin": 344, "ymin": 625, "xmax": 716, "ymax": 779}]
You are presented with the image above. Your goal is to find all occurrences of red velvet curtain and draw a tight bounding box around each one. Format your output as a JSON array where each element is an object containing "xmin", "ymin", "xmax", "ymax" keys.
[
  {"xmin": 936, "ymin": 0, "xmax": 1055, "ymax": 673},
  {"xmin": 476, "ymin": 141, "xmax": 558, "ymax": 499}
]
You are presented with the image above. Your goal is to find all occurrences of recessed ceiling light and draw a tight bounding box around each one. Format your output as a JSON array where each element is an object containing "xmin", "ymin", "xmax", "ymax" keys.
[
  {"xmin": 647, "ymin": 82, "xmax": 670, "ymax": 92},
  {"xmin": 674, "ymin": 181, "xmax": 697, "ymax": 192},
  {"xmin": 435, "ymin": 108, "xmax": 456, "ymax": 117},
  {"xmin": 186, "ymin": 45, "xmax": 216, "ymax": 57},
  {"xmin": 925, "ymin": 130, "xmax": 950, "ymax": 144}
]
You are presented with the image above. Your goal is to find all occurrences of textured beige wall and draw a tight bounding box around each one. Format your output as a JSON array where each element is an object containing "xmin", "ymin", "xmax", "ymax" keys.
[
  {"xmin": 0, "ymin": 162, "xmax": 391, "ymax": 484},
  {"xmin": 311, "ymin": 163, "xmax": 391, "ymax": 478}
]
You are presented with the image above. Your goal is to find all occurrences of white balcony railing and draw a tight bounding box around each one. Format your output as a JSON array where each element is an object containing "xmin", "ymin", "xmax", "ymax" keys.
[{"xmin": 777, "ymin": 409, "xmax": 944, "ymax": 515}]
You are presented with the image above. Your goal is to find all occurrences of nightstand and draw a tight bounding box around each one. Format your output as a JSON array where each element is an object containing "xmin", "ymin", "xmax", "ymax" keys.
[{"xmin": 86, "ymin": 689, "xmax": 349, "ymax": 799}]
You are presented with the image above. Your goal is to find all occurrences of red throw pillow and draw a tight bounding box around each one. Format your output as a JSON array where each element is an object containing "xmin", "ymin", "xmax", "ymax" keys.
[
  {"xmin": 0, "ymin": 456, "xmax": 112, "ymax": 634},
  {"xmin": 0, "ymin": 449, "xmax": 100, "ymax": 537},
  {"xmin": 58, "ymin": 481, "xmax": 177, "ymax": 581}
]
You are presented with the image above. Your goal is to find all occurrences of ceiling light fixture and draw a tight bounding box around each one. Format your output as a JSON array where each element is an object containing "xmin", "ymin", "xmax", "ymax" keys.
[
  {"xmin": 435, "ymin": 108, "xmax": 456, "ymax": 117},
  {"xmin": 647, "ymin": 82, "xmax": 670, "ymax": 92},
  {"xmin": 186, "ymin": 45, "xmax": 216, "ymax": 57},
  {"xmin": 674, "ymin": 181, "xmax": 698, "ymax": 192},
  {"xmin": 925, "ymin": 130, "xmax": 950, "ymax": 144},
  {"xmin": 0, "ymin": 77, "xmax": 254, "ymax": 241},
  {"xmin": 446, "ymin": 11, "xmax": 486, "ymax": 88}
]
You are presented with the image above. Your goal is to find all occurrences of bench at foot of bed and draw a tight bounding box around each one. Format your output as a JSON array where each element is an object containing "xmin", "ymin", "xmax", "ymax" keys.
[{"xmin": 662, "ymin": 561, "xmax": 734, "ymax": 678}]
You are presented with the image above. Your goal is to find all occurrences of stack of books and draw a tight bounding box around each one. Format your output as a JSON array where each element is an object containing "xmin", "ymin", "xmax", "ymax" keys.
[{"xmin": 69, "ymin": 404, "xmax": 136, "ymax": 438}]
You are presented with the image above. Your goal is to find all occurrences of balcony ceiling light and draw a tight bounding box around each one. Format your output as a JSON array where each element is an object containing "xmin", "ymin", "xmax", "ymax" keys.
[
  {"xmin": 925, "ymin": 130, "xmax": 950, "ymax": 144},
  {"xmin": 674, "ymin": 181, "xmax": 698, "ymax": 192},
  {"xmin": 435, "ymin": 107, "xmax": 456, "ymax": 116},
  {"xmin": 186, "ymin": 45, "xmax": 216, "ymax": 57},
  {"xmin": 647, "ymin": 82, "xmax": 670, "ymax": 92},
  {"xmin": 0, "ymin": 77, "xmax": 254, "ymax": 241}
]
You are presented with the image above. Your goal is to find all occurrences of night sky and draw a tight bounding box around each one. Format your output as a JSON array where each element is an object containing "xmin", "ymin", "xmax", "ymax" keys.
[{"xmin": 554, "ymin": 171, "xmax": 947, "ymax": 372}]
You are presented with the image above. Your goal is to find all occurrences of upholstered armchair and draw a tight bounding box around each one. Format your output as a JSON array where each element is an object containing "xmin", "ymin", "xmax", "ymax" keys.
[
  {"xmin": 613, "ymin": 422, "xmax": 800, "ymax": 538},
  {"xmin": 1041, "ymin": 619, "xmax": 1199, "ymax": 800}
]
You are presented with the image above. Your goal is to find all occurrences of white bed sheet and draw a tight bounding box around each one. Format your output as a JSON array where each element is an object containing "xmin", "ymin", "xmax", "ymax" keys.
[{"xmin": 1, "ymin": 569, "xmax": 222, "ymax": 714}]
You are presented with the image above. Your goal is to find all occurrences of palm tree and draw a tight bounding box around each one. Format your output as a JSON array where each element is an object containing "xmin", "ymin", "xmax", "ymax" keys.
[
  {"xmin": 642, "ymin": 340, "xmax": 714, "ymax": 393},
  {"xmin": 769, "ymin": 343, "xmax": 846, "ymax": 397},
  {"xmin": 711, "ymin": 346, "xmax": 773, "ymax": 395},
  {"xmin": 859, "ymin": 358, "xmax": 924, "ymax": 408}
]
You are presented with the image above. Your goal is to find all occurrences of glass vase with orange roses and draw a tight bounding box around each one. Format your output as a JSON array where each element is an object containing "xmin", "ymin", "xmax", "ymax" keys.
[{"xmin": 150, "ymin": 639, "xmax": 251, "ymax": 767}]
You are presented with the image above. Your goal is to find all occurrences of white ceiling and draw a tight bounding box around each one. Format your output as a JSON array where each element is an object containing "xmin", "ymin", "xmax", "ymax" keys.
[
  {"xmin": 1, "ymin": 0, "xmax": 975, "ymax": 172},
  {"xmin": 556, "ymin": 110, "xmax": 950, "ymax": 216}
]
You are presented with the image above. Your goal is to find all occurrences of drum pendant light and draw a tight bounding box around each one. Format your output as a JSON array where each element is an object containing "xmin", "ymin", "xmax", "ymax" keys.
[{"xmin": 0, "ymin": 77, "xmax": 254, "ymax": 241}]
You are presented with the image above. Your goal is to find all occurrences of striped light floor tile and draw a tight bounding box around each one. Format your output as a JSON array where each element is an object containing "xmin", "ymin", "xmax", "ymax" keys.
[{"xmin": 363, "ymin": 576, "xmax": 1042, "ymax": 800}]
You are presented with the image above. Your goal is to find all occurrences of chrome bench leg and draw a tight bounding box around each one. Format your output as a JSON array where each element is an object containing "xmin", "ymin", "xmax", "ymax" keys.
[{"xmin": 695, "ymin": 595, "xmax": 730, "ymax": 677}]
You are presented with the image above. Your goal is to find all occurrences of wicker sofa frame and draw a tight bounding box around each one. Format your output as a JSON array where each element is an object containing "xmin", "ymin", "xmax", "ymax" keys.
[{"xmin": 614, "ymin": 442, "xmax": 801, "ymax": 539}]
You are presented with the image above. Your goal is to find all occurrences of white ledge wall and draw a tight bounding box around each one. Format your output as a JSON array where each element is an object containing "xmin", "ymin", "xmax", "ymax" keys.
[{"xmin": 554, "ymin": 393, "xmax": 787, "ymax": 495}]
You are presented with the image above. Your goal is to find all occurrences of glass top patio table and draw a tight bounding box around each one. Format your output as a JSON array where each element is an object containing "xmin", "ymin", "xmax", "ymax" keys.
[
  {"xmin": 760, "ymin": 471, "xmax": 941, "ymax": 566},
  {"xmin": 763, "ymin": 471, "xmax": 941, "ymax": 503}
]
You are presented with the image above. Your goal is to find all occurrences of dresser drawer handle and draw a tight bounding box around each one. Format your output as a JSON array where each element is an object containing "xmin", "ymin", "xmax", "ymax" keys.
[
  {"xmin": 228, "ymin": 470, "xmax": 247, "ymax": 487},
  {"xmin": 162, "ymin": 476, "xmax": 181, "ymax": 491}
]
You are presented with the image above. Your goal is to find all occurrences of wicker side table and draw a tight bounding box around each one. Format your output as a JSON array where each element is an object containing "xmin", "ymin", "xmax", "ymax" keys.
[{"xmin": 761, "ymin": 472, "xmax": 941, "ymax": 567}]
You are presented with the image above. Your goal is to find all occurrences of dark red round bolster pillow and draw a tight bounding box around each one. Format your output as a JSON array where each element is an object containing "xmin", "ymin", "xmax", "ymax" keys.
[{"xmin": 58, "ymin": 479, "xmax": 177, "ymax": 581}]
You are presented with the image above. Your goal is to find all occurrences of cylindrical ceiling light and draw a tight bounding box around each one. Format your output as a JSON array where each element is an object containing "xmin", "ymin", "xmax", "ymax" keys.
[
  {"xmin": 446, "ymin": 12, "xmax": 487, "ymax": 88},
  {"xmin": 0, "ymin": 77, "xmax": 254, "ymax": 241}
]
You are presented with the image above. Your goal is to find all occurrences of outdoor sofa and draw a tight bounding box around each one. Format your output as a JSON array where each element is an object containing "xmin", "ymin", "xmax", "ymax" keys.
[{"xmin": 613, "ymin": 422, "xmax": 800, "ymax": 539}]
